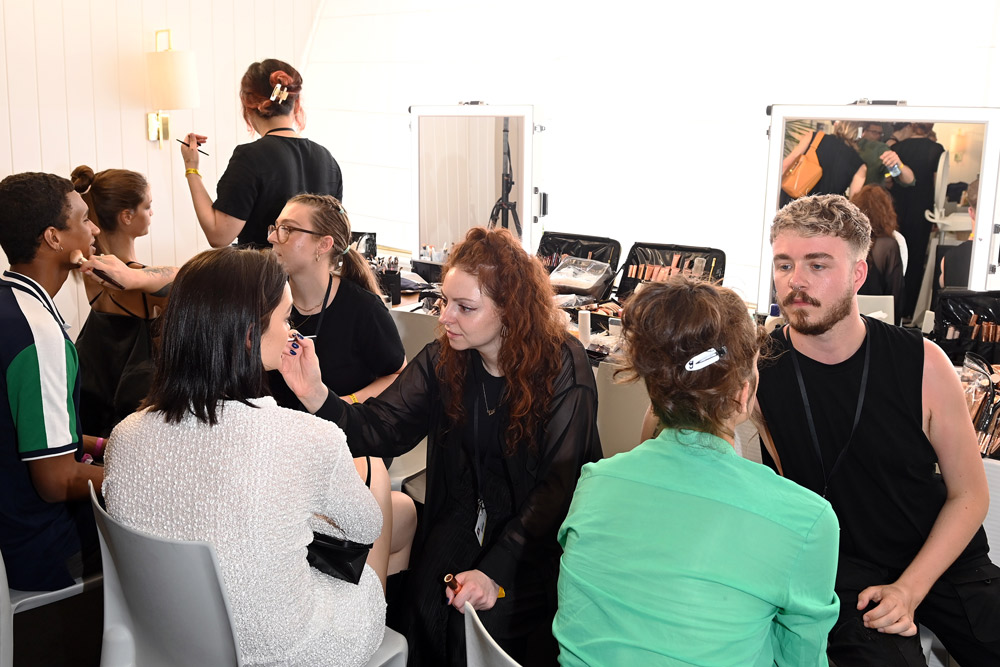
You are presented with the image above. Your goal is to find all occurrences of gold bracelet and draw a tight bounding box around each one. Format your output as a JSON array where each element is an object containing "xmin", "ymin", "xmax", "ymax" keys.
[
  {"xmin": 185, "ymin": 168, "xmax": 201, "ymax": 177},
  {"xmin": 350, "ymin": 393, "xmax": 359, "ymax": 404}
]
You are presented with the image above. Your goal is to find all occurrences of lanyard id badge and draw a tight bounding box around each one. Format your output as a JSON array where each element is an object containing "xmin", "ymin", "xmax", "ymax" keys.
[{"xmin": 475, "ymin": 498, "xmax": 487, "ymax": 546}]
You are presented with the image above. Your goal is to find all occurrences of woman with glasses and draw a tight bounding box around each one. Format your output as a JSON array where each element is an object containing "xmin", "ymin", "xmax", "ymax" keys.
[
  {"xmin": 180, "ymin": 58, "xmax": 343, "ymax": 249},
  {"xmin": 267, "ymin": 194, "xmax": 415, "ymax": 587}
]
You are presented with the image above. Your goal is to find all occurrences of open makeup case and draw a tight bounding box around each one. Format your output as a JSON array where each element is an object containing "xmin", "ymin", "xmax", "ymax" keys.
[
  {"xmin": 932, "ymin": 289, "xmax": 1000, "ymax": 365},
  {"xmin": 537, "ymin": 231, "xmax": 621, "ymax": 300},
  {"xmin": 616, "ymin": 242, "xmax": 726, "ymax": 301}
]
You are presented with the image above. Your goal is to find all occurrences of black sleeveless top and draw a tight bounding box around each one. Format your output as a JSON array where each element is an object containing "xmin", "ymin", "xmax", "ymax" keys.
[{"xmin": 757, "ymin": 316, "xmax": 992, "ymax": 579}]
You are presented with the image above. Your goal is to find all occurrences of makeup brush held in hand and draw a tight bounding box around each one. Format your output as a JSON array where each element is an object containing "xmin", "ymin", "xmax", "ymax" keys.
[{"xmin": 70, "ymin": 250, "xmax": 126, "ymax": 290}]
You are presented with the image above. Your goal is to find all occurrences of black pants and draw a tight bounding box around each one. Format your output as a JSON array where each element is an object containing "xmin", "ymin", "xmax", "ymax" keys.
[{"xmin": 829, "ymin": 574, "xmax": 1000, "ymax": 666}]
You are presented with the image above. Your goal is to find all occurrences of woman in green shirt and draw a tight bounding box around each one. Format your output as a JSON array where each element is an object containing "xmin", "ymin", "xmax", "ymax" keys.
[{"xmin": 555, "ymin": 277, "xmax": 840, "ymax": 666}]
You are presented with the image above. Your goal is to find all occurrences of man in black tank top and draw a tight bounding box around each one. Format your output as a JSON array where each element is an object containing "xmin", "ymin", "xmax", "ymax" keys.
[{"xmin": 755, "ymin": 194, "xmax": 1000, "ymax": 666}]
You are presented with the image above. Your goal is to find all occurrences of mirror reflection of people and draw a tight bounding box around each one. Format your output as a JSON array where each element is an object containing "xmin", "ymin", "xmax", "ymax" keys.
[
  {"xmin": 782, "ymin": 121, "xmax": 866, "ymax": 201},
  {"xmin": 857, "ymin": 122, "xmax": 915, "ymax": 187},
  {"xmin": 890, "ymin": 123, "xmax": 944, "ymax": 320},
  {"xmin": 180, "ymin": 59, "xmax": 343, "ymax": 249},
  {"xmin": 554, "ymin": 277, "xmax": 839, "ymax": 666},
  {"xmin": 104, "ymin": 248, "xmax": 387, "ymax": 667},
  {"xmin": 279, "ymin": 226, "xmax": 602, "ymax": 666},
  {"xmin": 851, "ymin": 185, "xmax": 905, "ymax": 324},
  {"xmin": 756, "ymin": 194, "xmax": 1000, "ymax": 666},
  {"xmin": 939, "ymin": 177, "xmax": 978, "ymax": 288}
]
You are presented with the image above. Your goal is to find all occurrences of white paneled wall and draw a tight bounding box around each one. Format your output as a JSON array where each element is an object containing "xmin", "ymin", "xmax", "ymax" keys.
[
  {"xmin": 0, "ymin": 0, "xmax": 322, "ymax": 338},
  {"xmin": 304, "ymin": 0, "xmax": 1000, "ymax": 302}
]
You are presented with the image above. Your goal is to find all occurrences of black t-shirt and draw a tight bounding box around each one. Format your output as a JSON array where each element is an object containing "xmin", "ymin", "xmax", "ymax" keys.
[
  {"xmin": 890, "ymin": 137, "xmax": 944, "ymax": 231},
  {"xmin": 756, "ymin": 317, "xmax": 992, "ymax": 579},
  {"xmin": 812, "ymin": 134, "xmax": 864, "ymax": 196},
  {"xmin": 215, "ymin": 135, "xmax": 343, "ymax": 248},
  {"xmin": 268, "ymin": 278, "xmax": 405, "ymax": 407}
]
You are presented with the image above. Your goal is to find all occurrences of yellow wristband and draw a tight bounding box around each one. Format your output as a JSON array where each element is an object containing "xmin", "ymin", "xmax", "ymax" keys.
[
  {"xmin": 185, "ymin": 168, "xmax": 201, "ymax": 177},
  {"xmin": 350, "ymin": 393, "xmax": 359, "ymax": 404}
]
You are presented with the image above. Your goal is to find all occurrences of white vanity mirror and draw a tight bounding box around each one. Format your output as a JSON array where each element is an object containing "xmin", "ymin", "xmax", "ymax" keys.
[
  {"xmin": 756, "ymin": 104, "xmax": 1000, "ymax": 317},
  {"xmin": 410, "ymin": 104, "xmax": 535, "ymax": 257}
]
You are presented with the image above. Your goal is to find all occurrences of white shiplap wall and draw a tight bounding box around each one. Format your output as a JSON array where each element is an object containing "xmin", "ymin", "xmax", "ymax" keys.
[{"xmin": 0, "ymin": 0, "xmax": 323, "ymax": 338}]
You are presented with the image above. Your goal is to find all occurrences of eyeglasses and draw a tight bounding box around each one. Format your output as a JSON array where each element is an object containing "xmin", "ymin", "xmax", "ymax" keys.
[{"xmin": 267, "ymin": 224, "xmax": 325, "ymax": 244}]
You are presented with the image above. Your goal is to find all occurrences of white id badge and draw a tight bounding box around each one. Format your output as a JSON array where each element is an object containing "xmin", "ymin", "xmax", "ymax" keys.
[{"xmin": 475, "ymin": 498, "xmax": 487, "ymax": 546}]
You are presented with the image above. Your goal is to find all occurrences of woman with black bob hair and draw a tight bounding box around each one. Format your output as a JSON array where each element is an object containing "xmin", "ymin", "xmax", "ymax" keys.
[
  {"xmin": 103, "ymin": 247, "xmax": 386, "ymax": 667},
  {"xmin": 554, "ymin": 277, "xmax": 841, "ymax": 666}
]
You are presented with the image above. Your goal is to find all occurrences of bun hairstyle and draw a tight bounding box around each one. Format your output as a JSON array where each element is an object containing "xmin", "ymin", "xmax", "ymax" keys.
[
  {"xmin": 70, "ymin": 165, "xmax": 148, "ymax": 253},
  {"xmin": 239, "ymin": 59, "xmax": 305, "ymax": 130},
  {"xmin": 286, "ymin": 194, "xmax": 380, "ymax": 295},
  {"xmin": 619, "ymin": 277, "xmax": 767, "ymax": 441}
]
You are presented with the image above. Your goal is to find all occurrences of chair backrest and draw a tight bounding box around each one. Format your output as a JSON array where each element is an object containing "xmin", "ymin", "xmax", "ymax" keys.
[
  {"xmin": 983, "ymin": 459, "xmax": 1000, "ymax": 550},
  {"xmin": 595, "ymin": 362, "xmax": 651, "ymax": 458},
  {"xmin": 388, "ymin": 308, "xmax": 439, "ymax": 361},
  {"xmin": 463, "ymin": 601, "xmax": 520, "ymax": 667},
  {"xmin": 857, "ymin": 294, "xmax": 894, "ymax": 325},
  {"xmin": 89, "ymin": 481, "xmax": 243, "ymax": 667}
]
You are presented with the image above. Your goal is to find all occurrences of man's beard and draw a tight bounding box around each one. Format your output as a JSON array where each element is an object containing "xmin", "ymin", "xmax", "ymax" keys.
[{"xmin": 780, "ymin": 287, "xmax": 854, "ymax": 336}]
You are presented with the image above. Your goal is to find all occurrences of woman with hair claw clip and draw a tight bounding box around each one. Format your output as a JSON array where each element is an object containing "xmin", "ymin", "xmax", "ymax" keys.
[
  {"xmin": 554, "ymin": 276, "xmax": 841, "ymax": 666},
  {"xmin": 180, "ymin": 58, "xmax": 343, "ymax": 249}
]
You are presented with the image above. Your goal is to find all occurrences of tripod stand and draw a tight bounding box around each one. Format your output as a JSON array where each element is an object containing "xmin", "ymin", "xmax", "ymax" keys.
[{"xmin": 488, "ymin": 117, "xmax": 522, "ymax": 237}]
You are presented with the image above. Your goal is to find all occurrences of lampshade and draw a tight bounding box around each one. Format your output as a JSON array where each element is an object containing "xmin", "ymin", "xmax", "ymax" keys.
[{"xmin": 146, "ymin": 50, "xmax": 199, "ymax": 110}]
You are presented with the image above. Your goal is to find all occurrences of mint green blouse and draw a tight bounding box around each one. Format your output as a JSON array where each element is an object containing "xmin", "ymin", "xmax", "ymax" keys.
[{"xmin": 555, "ymin": 428, "xmax": 839, "ymax": 666}]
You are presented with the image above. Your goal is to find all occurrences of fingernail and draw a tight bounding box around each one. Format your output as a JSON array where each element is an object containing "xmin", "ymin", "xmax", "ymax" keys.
[
  {"xmin": 292, "ymin": 343, "xmax": 299, "ymax": 349},
  {"xmin": 290, "ymin": 350, "xmax": 297, "ymax": 356},
  {"xmin": 295, "ymin": 332, "xmax": 304, "ymax": 340}
]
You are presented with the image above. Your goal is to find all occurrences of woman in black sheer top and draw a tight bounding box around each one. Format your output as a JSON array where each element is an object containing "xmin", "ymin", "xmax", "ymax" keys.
[{"xmin": 279, "ymin": 226, "xmax": 602, "ymax": 666}]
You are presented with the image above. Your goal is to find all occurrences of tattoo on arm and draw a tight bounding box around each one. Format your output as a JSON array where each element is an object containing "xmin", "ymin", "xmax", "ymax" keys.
[{"xmin": 140, "ymin": 266, "xmax": 177, "ymax": 297}]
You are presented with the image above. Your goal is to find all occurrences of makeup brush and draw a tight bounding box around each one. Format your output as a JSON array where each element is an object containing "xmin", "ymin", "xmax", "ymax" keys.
[{"xmin": 70, "ymin": 250, "xmax": 126, "ymax": 290}]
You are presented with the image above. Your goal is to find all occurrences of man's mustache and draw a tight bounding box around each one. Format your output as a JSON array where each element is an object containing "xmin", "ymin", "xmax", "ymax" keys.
[{"xmin": 782, "ymin": 290, "xmax": 821, "ymax": 307}]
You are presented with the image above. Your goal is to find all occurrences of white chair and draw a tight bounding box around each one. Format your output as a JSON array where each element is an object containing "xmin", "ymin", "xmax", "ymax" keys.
[
  {"xmin": 594, "ymin": 362, "xmax": 650, "ymax": 458},
  {"xmin": 386, "ymin": 308, "xmax": 439, "ymax": 495},
  {"xmin": 388, "ymin": 308, "xmax": 439, "ymax": 362},
  {"xmin": 984, "ymin": 459, "xmax": 1000, "ymax": 554},
  {"xmin": 463, "ymin": 601, "xmax": 521, "ymax": 667},
  {"xmin": 856, "ymin": 294, "xmax": 894, "ymax": 325},
  {"xmin": 89, "ymin": 480, "xmax": 244, "ymax": 667},
  {"xmin": 2, "ymin": 540, "xmax": 102, "ymax": 667},
  {"xmin": 366, "ymin": 627, "xmax": 408, "ymax": 667}
]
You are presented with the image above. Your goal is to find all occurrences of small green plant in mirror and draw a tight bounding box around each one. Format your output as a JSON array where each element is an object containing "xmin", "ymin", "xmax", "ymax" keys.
[{"xmin": 784, "ymin": 119, "xmax": 820, "ymax": 157}]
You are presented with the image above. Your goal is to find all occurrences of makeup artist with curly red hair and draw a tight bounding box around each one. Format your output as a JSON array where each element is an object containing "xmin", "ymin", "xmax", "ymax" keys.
[
  {"xmin": 180, "ymin": 58, "xmax": 343, "ymax": 248},
  {"xmin": 279, "ymin": 226, "xmax": 602, "ymax": 666}
]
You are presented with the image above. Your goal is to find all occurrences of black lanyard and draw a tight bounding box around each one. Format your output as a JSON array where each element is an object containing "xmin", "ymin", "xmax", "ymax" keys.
[
  {"xmin": 788, "ymin": 319, "xmax": 871, "ymax": 498},
  {"xmin": 470, "ymin": 360, "xmax": 504, "ymax": 498},
  {"xmin": 310, "ymin": 273, "xmax": 334, "ymax": 337}
]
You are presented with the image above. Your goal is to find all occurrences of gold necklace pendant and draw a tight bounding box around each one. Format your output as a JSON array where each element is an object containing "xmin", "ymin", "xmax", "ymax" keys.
[{"xmin": 482, "ymin": 383, "xmax": 497, "ymax": 417}]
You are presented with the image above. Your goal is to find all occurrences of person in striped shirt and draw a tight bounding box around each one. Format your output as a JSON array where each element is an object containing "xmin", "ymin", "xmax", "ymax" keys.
[{"xmin": 0, "ymin": 172, "xmax": 105, "ymax": 591}]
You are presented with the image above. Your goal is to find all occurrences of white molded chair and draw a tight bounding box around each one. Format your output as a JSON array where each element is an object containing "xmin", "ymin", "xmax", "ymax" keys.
[
  {"xmin": 594, "ymin": 362, "xmax": 651, "ymax": 458},
  {"xmin": 89, "ymin": 481, "xmax": 243, "ymax": 667},
  {"xmin": 856, "ymin": 294, "xmax": 894, "ymax": 326},
  {"xmin": 463, "ymin": 601, "xmax": 521, "ymax": 667},
  {"xmin": 983, "ymin": 458, "xmax": 1000, "ymax": 548},
  {"xmin": 2, "ymin": 538, "xmax": 102, "ymax": 667},
  {"xmin": 89, "ymin": 482, "xmax": 406, "ymax": 667}
]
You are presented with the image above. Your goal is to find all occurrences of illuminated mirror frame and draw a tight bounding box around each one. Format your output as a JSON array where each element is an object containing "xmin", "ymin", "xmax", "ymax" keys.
[
  {"xmin": 409, "ymin": 104, "xmax": 535, "ymax": 255},
  {"xmin": 757, "ymin": 104, "xmax": 1000, "ymax": 315}
]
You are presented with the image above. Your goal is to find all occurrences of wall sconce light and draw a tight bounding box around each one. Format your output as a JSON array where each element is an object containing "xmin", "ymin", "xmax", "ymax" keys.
[
  {"xmin": 146, "ymin": 29, "xmax": 200, "ymax": 147},
  {"xmin": 951, "ymin": 128, "xmax": 969, "ymax": 163}
]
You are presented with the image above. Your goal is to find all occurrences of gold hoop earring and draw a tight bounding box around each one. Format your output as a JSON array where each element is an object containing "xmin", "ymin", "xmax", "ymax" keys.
[{"xmin": 501, "ymin": 324, "xmax": 509, "ymax": 338}]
